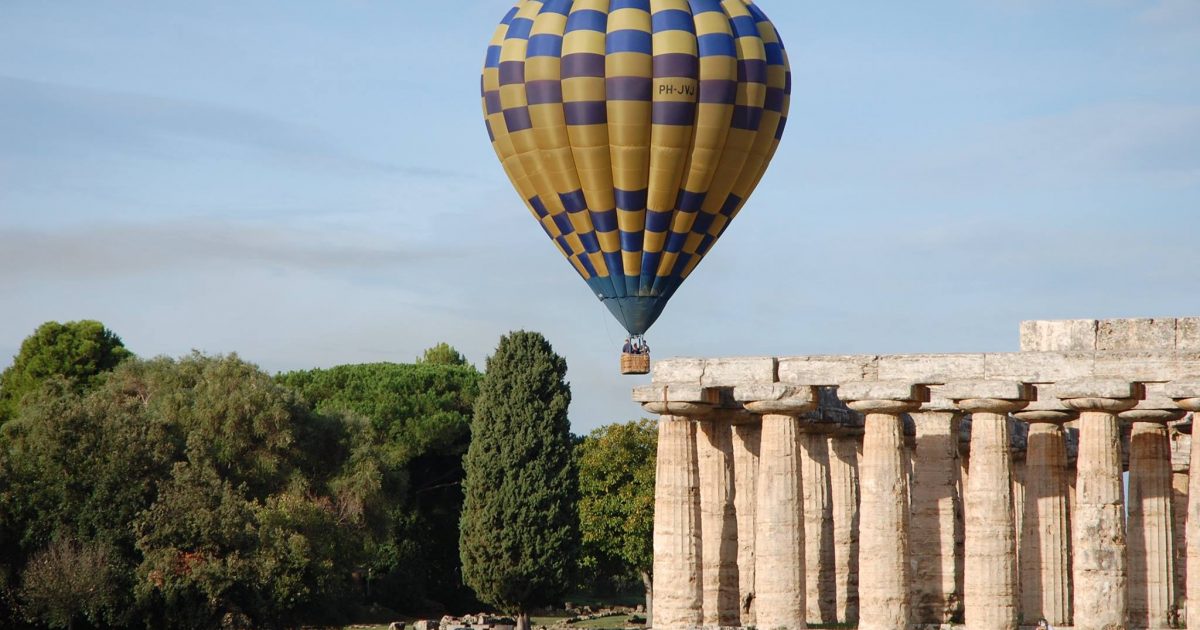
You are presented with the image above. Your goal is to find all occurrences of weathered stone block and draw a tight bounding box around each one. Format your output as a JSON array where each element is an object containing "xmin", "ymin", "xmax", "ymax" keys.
[
  {"xmin": 1177, "ymin": 318, "xmax": 1200, "ymax": 351},
  {"xmin": 838, "ymin": 380, "xmax": 930, "ymax": 403},
  {"xmin": 631, "ymin": 384, "xmax": 717, "ymax": 404},
  {"xmin": 1055, "ymin": 378, "xmax": 1143, "ymax": 400},
  {"xmin": 1021, "ymin": 319, "xmax": 1098, "ymax": 352},
  {"xmin": 1165, "ymin": 380, "xmax": 1200, "ymax": 399},
  {"xmin": 733, "ymin": 383, "xmax": 816, "ymax": 404},
  {"xmin": 652, "ymin": 358, "xmax": 706, "ymax": 384},
  {"xmin": 1093, "ymin": 351, "xmax": 1200, "ymax": 382},
  {"xmin": 700, "ymin": 357, "xmax": 776, "ymax": 387},
  {"xmin": 877, "ymin": 353, "xmax": 986, "ymax": 383},
  {"xmin": 1097, "ymin": 318, "xmax": 1177, "ymax": 352},
  {"xmin": 778, "ymin": 355, "xmax": 878, "ymax": 385},
  {"xmin": 940, "ymin": 379, "xmax": 1034, "ymax": 401},
  {"xmin": 984, "ymin": 352, "xmax": 1096, "ymax": 382}
]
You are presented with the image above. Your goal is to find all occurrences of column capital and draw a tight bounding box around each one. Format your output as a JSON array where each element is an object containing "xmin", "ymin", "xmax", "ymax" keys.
[
  {"xmin": 642, "ymin": 401, "xmax": 714, "ymax": 416},
  {"xmin": 1013, "ymin": 409, "xmax": 1078, "ymax": 424},
  {"xmin": 736, "ymin": 383, "xmax": 819, "ymax": 416},
  {"xmin": 942, "ymin": 380, "xmax": 1034, "ymax": 414},
  {"xmin": 1165, "ymin": 379, "xmax": 1200, "ymax": 412},
  {"xmin": 1055, "ymin": 378, "xmax": 1144, "ymax": 412},
  {"xmin": 838, "ymin": 381, "xmax": 929, "ymax": 414},
  {"xmin": 1120, "ymin": 394, "xmax": 1189, "ymax": 423}
]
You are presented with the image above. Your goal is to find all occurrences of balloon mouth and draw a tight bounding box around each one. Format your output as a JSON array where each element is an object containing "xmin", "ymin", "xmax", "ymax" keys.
[{"xmin": 586, "ymin": 276, "xmax": 681, "ymax": 336}]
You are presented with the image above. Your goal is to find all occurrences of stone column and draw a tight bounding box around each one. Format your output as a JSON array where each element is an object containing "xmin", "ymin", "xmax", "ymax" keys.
[
  {"xmin": 1166, "ymin": 382, "xmax": 1200, "ymax": 630},
  {"xmin": 1059, "ymin": 380, "xmax": 1144, "ymax": 630},
  {"xmin": 839, "ymin": 381, "xmax": 929, "ymax": 630},
  {"xmin": 1122, "ymin": 405, "xmax": 1185, "ymax": 629},
  {"xmin": 800, "ymin": 428, "xmax": 836, "ymax": 623},
  {"xmin": 828, "ymin": 429, "xmax": 861, "ymax": 624},
  {"xmin": 731, "ymin": 423, "xmax": 761, "ymax": 626},
  {"xmin": 1011, "ymin": 450, "xmax": 1027, "ymax": 616},
  {"xmin": 697, "ymin": 417, "xmax": 741, "ymax": 627},
  {"xmin": 1012, "ymin": 408, "xmax": 1076, "ymax": 627},
  {"xmin": 909, "ymin": 409, "xmax": 964, "ymax": 623},
  {"xmin": 1172, "ymin": 465, "xmax": 1189, "ymax": 625},
  {"xmin": 651, "ymin": 412, "xmax": 705, "ymax": 630},
  {"xmin": 947, "ymin": 381, "xmax": 1033, "ymax": 630},
  {"xmin": 743, "ymin": 386, "xmax": 820, "ymax": 630}
]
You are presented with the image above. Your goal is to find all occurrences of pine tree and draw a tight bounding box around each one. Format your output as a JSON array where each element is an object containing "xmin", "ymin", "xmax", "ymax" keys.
[{"xmin": 459, "ymin": 331, "xmax": 579, "ymax": 630}]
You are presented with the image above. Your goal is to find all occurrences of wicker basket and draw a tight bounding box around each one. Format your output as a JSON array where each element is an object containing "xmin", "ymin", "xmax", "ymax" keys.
[{"xmin": 620, "ymin": 352, "xmax": 651, "ymax": 375}]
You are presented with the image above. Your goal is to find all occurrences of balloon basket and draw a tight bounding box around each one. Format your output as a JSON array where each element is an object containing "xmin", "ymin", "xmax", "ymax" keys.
[{"xmin": 620, "ymin": 352, "xmax": 650, "ymax": 375}]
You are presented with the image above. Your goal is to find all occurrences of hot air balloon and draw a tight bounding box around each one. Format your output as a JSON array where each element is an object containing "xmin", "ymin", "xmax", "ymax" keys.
[{"xmin": 480, "ymin": 0, "xmax": 791, "ymax": 374}]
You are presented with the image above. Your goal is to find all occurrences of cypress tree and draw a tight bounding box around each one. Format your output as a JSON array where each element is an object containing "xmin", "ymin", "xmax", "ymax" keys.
[{"xmin": 459, "ymin": 331, "xmax": 579, "ymax": 630}]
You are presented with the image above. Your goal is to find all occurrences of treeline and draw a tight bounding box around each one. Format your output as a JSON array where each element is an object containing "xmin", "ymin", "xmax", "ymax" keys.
[{"xmin": 0, "ymin": 322, "xmax": 655, "ymax": 630}]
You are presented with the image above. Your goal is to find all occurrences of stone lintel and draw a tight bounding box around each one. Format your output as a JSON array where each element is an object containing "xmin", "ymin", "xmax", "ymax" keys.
[
  {"xmin": 877, "ymin": 353, "xmax": 986, "ymax": 383},
  {"xmin": 777, "ymin": 355, "xmax": 878, "ymax": 385},
  {"xmin": 1055, "ymin": 378, "xmax": 1146, "ymax": 400},
  {"xmin": 651, "ymin": 357, "xmax": 776, "ymax": 387},
  {"xmin": 984, "ymin": 352, "xmax": 1097, "ymax": 381},
  {"xmin": 651, "ymin": 351, "xmax": 1200, "ymax": 393},
  {"xmin": 940, "ymin": 379, "xmax": 1035, "ymax": 402},
  {"xmin": 838, "ymin": 380, "xmax": 930, "ymax": 403}
]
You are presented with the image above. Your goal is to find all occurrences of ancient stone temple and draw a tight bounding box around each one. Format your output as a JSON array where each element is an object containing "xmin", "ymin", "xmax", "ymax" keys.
[{"xmin": 637, "ymin": 318, "xmax": 1200, "ymax": 630}]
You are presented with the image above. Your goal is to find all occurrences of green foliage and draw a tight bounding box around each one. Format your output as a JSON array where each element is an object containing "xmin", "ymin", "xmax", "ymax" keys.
[
  {"xmin": 0, "ymin": 354, "xmax": 372, "ymax": 628},
  {"xmin": 278, "ymin": 361, "xmax": 481, "ymax": 611},
  {"xmin": 0, "ymin": 320, "xmax": 131, "ymax": 424},
  {"xmin": 459, "ymin": 331, "xmax": 579, "ymax": 618},
  {"xmin": 419, "ymin": 343, "xmax": 469, "ymax": 367},
  {"xmin": 576, "ymin": 420, "xmax": 656, "ymax": 591}
]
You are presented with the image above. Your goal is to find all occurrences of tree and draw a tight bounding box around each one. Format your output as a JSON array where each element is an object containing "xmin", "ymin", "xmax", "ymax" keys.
[
  {"xmin": 18, "ymin": 536, "xmax": 117, "ymax": 630},
  {"xmin": 577, "ymin": 420, "xmax": 657, "ymax": 619},
  {"xmin": 0, "ymin": 353, "xmax": 375, "ymax": 628},
  {"xmin": 278, "ymin": 361, "xmax": 482, "ymax": 611},
  {"xmin": 0, "ymin": 320, "xmax": 131, "ymax": 423},
  {"xmin": 459, "ymin": 332, "xmax": 579, "ymax": 630},
  {"xmin": 419, "ymin": 343, "xmax": 469, "ymax": 367}
]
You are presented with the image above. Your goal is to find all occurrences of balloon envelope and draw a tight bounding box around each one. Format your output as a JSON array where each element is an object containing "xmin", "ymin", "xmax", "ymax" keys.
[{"xmin": 481, "ymin": 0, "xmax": 791, "ymax": 335}]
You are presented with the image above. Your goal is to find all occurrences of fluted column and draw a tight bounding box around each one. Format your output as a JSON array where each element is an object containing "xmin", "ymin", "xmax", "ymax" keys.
[
  {"xmin": 828, "ymin": 430, "xmax": 861, "ymax": 624},
  {"xmin": 697, "ymin": 418, "xmax": 740, "ymax": 627},
  {"xmin": 1165, "ymin": 383, "xmax": 1200, "ymax": 630},
  {"xmin": 909, "ymin": 410, "xmax": 964, "ymax": 623},
  {"xmin": 1123, "ymin": 407, "xmax": 1184, "ymax": 629},
  {"xmin": 731, "ymin": 423, "xmax": 761, "ymax": 626},
  {"xmin": 1011, "ymin": 451, "xmax": 1027, "ymax": 617},
  {"xmin": 1012, "ymin": 409, "xmax": 1075, "ymax": 627},
  {"xmin": 1059, "ymin": 380, "xmax": 1143, "ymax": 630},
  {"xmin": 1172, "ymin": 469, "xmax": 1188, "ymax": 625},
  {"xmin": 800, "ymin": 428, "xmax": 836, "ymax": 623},
  {"xmin": 652, "ymin": 414, "xmax": 704, "ymax": 630},
  {"xmin": 744, "ymin": 387, "xmax": 819, "ymax": 630},
  {"xmin": 947, "ymin": 382, "xmax": 1033, "ymax": 630},
  {"xmin": 840, "ymin": 381, "xmax": 929, "ymax": 630}
]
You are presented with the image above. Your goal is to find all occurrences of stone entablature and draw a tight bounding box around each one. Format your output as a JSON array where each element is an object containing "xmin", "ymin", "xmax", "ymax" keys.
[{"xmin": 638, "ymin": 318, "xmax": 1200, "ymax": 630}]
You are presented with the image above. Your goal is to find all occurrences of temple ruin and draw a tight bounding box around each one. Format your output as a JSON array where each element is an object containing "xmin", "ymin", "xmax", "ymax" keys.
[{"xmin": 637, "ymin": 318, "xmax": 1200, "ymax": 630}]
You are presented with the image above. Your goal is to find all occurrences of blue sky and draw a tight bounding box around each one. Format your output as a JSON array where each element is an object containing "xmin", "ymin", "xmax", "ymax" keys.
[{"xmin": 1, "ymin": 1, "xmax": 1198, "ymax": 432}]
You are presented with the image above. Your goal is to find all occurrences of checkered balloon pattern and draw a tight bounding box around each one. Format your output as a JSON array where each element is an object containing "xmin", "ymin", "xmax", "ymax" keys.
[{"xmin": 481, "ymin": 0, "xmax": 791, "ymax": 336}]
